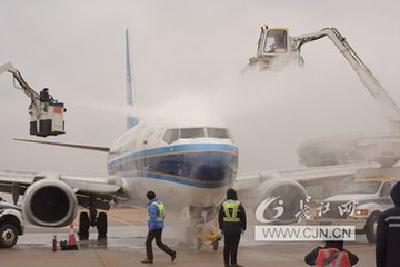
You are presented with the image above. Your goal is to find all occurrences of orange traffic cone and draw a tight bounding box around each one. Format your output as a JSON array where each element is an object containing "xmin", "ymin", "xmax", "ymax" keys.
[{"xmin": 68, "ymin": 224, "xmax": 77, "ymax": 247}]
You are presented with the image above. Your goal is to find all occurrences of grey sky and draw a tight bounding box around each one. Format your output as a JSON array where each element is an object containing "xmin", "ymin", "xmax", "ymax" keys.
[{"xmin": 0, "ymin": 0, "xmax": 400, "ymax": 175}]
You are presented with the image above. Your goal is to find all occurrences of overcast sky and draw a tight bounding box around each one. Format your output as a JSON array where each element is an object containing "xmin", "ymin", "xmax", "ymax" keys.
[{"xmin": 1, "ymin": 0, "xmax": 400, "ymax": 176}]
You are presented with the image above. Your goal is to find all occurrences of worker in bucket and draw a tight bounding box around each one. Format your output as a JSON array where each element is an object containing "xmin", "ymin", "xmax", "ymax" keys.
[
  {"xmin": 218, "ymin": 188, "xmax": 247, "ymax": 267},
  {"xmin": 39, "ymin": 88, "xmax": 53, "ymax": 103},
  {"xmin": 39, "ymin": 88, "xmax": 54, "ymax": 112},
  {"xmin": 376, "ymin": 181, "xmax": 400, "ymax": 267},
  {"xmin": 141, "ymin": 191, "xmax": 177, "ymax": 264},
  {"xmin": 304, "ymin": 240, "xmax": 359, "ymax": 266}
]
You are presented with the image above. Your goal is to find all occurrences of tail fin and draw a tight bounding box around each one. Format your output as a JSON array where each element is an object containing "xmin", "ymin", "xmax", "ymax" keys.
[{"xmin": 126, "ymin": 29, "xmax": 139, "ymax": 130}]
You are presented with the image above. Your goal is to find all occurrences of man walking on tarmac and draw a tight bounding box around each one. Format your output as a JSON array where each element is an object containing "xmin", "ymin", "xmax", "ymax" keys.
[
  {"xmin": 219, "ymin": 188, "xmax": 247, "ymax": 267},
  {"xmin": 141, "ymin": 191, "xmax": 177, "ymax": 264},
  {"xmin": 376, "ymin": 181, "xmax": 400, "ymax": 267}
]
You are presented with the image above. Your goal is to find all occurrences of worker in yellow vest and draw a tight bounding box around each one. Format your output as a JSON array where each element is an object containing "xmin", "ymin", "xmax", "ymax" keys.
[
  {"xmin": 218, "ymin": 188, "xmax": 247, "ymax": 267},
  {"xmin": 141, "ymin": 191, "xmax": 176, "ymax": 264}
]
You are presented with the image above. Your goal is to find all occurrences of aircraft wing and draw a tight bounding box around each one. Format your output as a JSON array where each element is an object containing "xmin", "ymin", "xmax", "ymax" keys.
[
  {"xmin": 0, "ymin": 170, "xmax": 122, "ymax": 205},
  {"xmin": 236, "ymin": 163, "xmax": 377, "ymax": 186},
  {"xmin": 60, "ymin": 175, "xmax": 121, "ymax": 195},
  {"xmin": 234, "ymin": 163, "xmax": 381, "ymax": 205},
  {"xmin": 234, "ymin": 163, "xmax": 387, "ymax": 223},
  {"xmin": 13, "ymin": 138, "xmax": 110, "ymax": 152}
]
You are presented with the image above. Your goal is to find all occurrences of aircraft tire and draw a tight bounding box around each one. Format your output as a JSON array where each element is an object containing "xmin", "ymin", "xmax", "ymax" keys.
[
  {"xmin": 212, "ymin": 240, "xmax": 219, "ymax": 250},
  {"xmin": 78, "ymin": 211, "xmax": 90, "ymax": 240},
  {"xmin": 0, "ymin": 224, "xmax": 18, "ymax": 248},
  {"xmin": 97, "ymin": 212, "xmax": 108, "ymax": 240}
]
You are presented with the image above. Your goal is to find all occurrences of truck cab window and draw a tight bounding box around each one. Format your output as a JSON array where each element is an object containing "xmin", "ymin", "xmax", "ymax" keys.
[
  {"xmin": 264, "ymin": 30, "xmax": 288, "ymax": 53},
  {"xmin": 380, "ymin": 182, "xmax": 391, "ymax": 197}
]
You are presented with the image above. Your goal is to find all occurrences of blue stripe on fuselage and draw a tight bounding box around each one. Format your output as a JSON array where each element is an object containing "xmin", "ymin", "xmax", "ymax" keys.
[
  {"xmin": 108, "ymin": 143, "xmax": 238, "ymax": 166},
  {"xmin": 108, "ymin": 143, "xmax": 238, "ymax": 189},
  {"xmin": 128, "ymin": 171, "xmax": 233, "ymax": 189}
]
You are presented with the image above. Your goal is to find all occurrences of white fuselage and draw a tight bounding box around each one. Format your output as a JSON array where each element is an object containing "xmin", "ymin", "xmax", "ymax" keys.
[{"xmin": 107, "ymin": 119, "xmax": 238, "ymax": 212}]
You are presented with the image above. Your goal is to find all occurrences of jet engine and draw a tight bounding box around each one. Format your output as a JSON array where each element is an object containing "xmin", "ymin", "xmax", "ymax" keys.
[
  {"xmin": 252, "ymin": 179, "xmax": 308, "ymax": 225},
  {"xmin": 22, "ymin": 178, "xmax": 77, "ymax": 227}
]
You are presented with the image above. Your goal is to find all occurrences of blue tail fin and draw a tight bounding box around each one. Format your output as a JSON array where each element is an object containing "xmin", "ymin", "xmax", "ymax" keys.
[{"xmin": 126, "ymin": 29, "xmax": 139, "ymax": 130}]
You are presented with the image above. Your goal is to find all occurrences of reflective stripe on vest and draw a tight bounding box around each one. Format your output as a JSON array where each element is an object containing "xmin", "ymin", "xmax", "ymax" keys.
[
  {"xmin": 315, "ymin": 248, "xmax": 351, "ymax": 267},
  {"xmin": 152, "ymin": 201, "xmax": 165, "ymax": 221},
  {"xmin": 223, "ymin": 200, "xmax": 241, "ymax": 222}
]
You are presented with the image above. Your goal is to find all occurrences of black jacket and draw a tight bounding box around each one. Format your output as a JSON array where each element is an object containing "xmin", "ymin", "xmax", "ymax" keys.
[
  {"xmin": 376, "ymin": 206, "xmax": 400, "ymax": 267},
  {"xmin": 218, "ymin": 200, "xmax": 247, "ymax": 235},
  {"xmin": 304, "ymin": 246, "xmax": 359, "ymax": 266}
]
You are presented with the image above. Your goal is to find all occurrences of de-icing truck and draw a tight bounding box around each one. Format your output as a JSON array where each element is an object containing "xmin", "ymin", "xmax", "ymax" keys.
[{"xmin": 0, "ymin": 62, "xmax": 66, "ymax": 137}]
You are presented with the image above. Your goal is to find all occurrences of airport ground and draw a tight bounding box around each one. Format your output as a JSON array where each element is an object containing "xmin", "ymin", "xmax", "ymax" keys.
[{"xmin": 0, "ymin": 208, "xmax": 376, "ymax": 267}]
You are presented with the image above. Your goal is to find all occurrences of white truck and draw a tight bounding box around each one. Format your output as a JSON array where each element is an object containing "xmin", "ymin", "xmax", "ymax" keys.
[
  {"xmin": 0, "ymin": 200, "xmax": 23, "ymax": 248},
  {"xmin": 308, "ymin": 177, "xmax": 396, "ymax": 244}
]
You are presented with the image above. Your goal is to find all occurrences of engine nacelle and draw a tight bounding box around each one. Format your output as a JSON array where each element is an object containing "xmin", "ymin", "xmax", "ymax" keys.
[
  {"xmin": 253, "ymin": 179, "xmax": 307, "ymax": 225},
  {"xmin": 22, "ymin": 178, "xmax": 77, "ymax": 227}
]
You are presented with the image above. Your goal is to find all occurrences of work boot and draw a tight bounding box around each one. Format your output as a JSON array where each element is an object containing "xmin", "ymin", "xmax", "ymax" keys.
[
  {"xmin": 224, "ymin": 264, "xmax": 231, "ymax": 267},
  {"xmin": 141, "ymin": 259, "xmax": 153, "ymax": 264},
  {"xmin": 231, "ymin": 265, "xmax": 243, "ymax": 267},
  {"xmin": 171, "ymin": 250, "xmax": 177, "ymax": 262}
]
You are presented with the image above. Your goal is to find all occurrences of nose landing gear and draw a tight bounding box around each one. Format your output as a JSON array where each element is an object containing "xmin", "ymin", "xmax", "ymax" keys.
[
  {"xmin": 196, "ymin": 216, "xmax": 221, "ymax": 251},
  {"xmin": 183, "ymin": 207, "xmax": 221, "ymax": 251}
]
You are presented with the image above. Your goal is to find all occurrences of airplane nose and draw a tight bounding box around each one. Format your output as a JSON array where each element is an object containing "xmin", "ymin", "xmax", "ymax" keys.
[
  {"xmin": 196, "ymin": 160, "xmax": 226, "ymax": 180},
  {"xmin": 181, "ymin": 151, "xmax": 238, "ymax": 188}
]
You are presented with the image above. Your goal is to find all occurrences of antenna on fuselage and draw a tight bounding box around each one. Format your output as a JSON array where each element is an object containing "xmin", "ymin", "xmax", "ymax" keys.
[{"xmin": 126, "ymin": 28, "xmax": 139, "ymax": 130}]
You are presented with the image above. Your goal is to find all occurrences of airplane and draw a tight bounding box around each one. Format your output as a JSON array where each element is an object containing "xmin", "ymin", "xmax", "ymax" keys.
[{"xmin": 0, "ymin": 29, "xmax": 386, "ymax": 246}]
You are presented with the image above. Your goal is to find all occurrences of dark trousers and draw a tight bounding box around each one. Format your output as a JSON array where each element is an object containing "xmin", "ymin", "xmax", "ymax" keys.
[
  {"xmin": 146, "ymin": 228, "xmax": 174, "ymax": 261},
  {"xmin": 223, "ymin": 233, "xmax": 241, "ymax": 265}
]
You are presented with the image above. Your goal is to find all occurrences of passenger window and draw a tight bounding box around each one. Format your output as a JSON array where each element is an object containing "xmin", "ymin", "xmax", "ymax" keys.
[
  {"xmin": 163, "ymin": 129, "xmax": 179, "ymax": 144},
  {"xmin": 180, "ymin": 128, "xmax": 205, "ymax": 138}
]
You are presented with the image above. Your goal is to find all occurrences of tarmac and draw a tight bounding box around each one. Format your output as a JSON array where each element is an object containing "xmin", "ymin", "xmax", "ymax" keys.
[{"xmin": 0, "ymin": 208, "xmax": 377, "ymax": 267}]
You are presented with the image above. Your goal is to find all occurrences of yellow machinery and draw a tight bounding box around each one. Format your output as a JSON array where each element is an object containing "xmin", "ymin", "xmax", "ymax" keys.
[{"xmin": 196, "ymin": 216, "xmax": 221, "ymax": 250}]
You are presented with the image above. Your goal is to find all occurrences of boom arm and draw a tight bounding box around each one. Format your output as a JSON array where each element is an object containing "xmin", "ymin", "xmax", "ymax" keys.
[
  {"xmin": 292, "ymin": 28, "xmax": 400, "ymax": 133},
  {"xmin": 0, "ymin": 62, "xmax": 40, "ymax": 113}
]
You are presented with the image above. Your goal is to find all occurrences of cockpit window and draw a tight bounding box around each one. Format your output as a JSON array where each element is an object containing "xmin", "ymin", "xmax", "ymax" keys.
[
  {"xmin": 180, "ymin": 128, "xmax": 205, "ymax": 138},
  {"xmin": 206, "ymin": 128, "xmax": 230, "ymax": 138},
  {"xmin": 163, "ymin": 127, "xmax": 230, "ymax": 143},
  {"xmin": 163, "ymin": 129, "xmax": 179, "ymax": 144}
]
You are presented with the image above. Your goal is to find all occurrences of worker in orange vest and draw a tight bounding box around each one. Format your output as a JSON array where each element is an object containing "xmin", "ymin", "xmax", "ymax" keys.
[{"xmin": 304, "ymin": 240, "xmax": 359, "ymax": 266}]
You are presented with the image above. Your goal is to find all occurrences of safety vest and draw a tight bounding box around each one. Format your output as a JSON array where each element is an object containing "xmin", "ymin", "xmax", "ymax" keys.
[
  {"xmin": 315, "ymin": 248, "xmax": 351, "ymax": 267},
  {"xmin": 223, "ymin": 200, "xmax": 241, "ymax": 222},
  {"xmin": 152, "ymin": 201, "xmax": 165, "ymax": 221}
]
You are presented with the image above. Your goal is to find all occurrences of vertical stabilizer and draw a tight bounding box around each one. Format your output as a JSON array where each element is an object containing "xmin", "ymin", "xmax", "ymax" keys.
[{"xmin": 126, "ymin": 29, "xmax": 139, "ymax": 129}]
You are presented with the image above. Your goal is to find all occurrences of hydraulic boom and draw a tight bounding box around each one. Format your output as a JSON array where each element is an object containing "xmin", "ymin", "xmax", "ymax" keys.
[{"xmin": 250, "ymin": 26, "xmax": 400, "ymax": 134}]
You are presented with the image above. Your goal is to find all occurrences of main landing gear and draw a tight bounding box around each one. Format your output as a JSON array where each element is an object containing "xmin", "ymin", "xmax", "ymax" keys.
[{"xmin": 78, "ymin": 207, "xmax": 108, "ymax": 241}]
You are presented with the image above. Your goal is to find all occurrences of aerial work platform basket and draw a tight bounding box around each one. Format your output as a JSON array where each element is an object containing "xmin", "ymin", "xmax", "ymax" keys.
[{"xmin": 30, "ymin": 100, "xmax": 66, "ymax": 137}]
